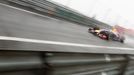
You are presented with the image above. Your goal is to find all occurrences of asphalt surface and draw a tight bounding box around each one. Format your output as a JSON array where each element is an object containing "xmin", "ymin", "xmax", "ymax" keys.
[{"xmin": 0, "ymin": 3, "xmax": 134, "ymax": 54}]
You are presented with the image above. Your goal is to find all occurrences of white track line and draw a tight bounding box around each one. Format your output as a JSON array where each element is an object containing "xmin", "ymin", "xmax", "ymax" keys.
[
  {"xmin": 0, "ymin": 36, "xmax": 134, "ymax": 50},
  {"xmin": 0, "ymin": 3, "xmax": 134, "ymax": 50}
]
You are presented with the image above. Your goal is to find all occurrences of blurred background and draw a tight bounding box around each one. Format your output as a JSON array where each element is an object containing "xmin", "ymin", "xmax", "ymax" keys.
[
  {"xmin": 50, "ymin": 0, "xmax": 134, "ymax": 45},
  {"xmin": 50, "ymin": 0, "xmax": 134, "ymax": 29}
]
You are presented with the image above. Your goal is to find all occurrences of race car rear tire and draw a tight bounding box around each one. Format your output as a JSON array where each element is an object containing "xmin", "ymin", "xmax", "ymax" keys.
[{"xmin": 120, "ymin": 39, "xmax": 124, "ymax": 43}]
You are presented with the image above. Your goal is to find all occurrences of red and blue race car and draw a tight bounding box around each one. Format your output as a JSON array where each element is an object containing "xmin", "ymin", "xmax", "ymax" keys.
[{"xmin": 88, "ymin": 27, "xmax": 125, "ymax": 43}]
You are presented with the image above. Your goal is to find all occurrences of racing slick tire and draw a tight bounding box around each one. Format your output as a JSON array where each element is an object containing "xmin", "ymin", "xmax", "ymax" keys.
[
  {"xmin": 88, "ymin": 27, "xmax": 98, "ymax": 36},
  {"xmin": 120, "ymin": 39, "xmax": 124, "ymax": 43}
]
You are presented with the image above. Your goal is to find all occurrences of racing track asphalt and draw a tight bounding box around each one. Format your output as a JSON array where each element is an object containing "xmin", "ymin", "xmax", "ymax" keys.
[{"xmin": 0, "ymin": 3, "xmax": 134, "ymax": 54}]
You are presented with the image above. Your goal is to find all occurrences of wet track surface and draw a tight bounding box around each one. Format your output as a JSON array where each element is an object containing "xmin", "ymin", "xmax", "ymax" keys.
[{"xmin": 0, "ymin": 3, "xmax": 134, "ymax": 54}]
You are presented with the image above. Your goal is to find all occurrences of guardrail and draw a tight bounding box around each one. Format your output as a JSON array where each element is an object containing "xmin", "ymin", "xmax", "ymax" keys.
[{"xmin": 0, "ymin": 51, "xmax": 132, "ymax": 75}]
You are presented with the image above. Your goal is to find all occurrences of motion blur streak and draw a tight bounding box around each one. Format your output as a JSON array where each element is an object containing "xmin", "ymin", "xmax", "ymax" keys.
[{"xmin": 0, "ymin": 36, "xmax": 134, "ymax": 50}]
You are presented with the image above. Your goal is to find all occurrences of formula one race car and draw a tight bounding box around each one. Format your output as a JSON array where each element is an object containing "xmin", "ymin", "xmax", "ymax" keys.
[{"xmin": 88, "ymin": 27, "xmax": 125, "ymax": 43}]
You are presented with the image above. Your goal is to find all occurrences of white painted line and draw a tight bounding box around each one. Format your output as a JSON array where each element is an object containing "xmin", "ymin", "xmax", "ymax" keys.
[
  {"xmin": 0, "ymin": 3, "xmax": 134, "ymax": 51},
  {"xmin": 0, "ymin": 36, "xmax": 134, "ymax": 50},
  {"xmin": 104, "ymin": 54, "xmax": 111, "ymax": 62}
]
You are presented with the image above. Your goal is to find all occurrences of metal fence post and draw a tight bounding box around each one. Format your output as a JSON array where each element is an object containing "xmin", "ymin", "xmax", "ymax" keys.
[{"xmin": 119, "ymin": 55, "xmax": 129, "ymax": 75}]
